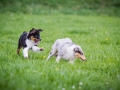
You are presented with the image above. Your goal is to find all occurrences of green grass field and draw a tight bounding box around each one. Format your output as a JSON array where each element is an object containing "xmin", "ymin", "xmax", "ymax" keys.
[{"xmin": 0, "ymin": 13, "xmax": 120, "ymax": 90}]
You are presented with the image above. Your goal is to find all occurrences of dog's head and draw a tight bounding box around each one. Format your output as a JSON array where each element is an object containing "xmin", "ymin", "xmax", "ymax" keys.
[
  {"xmin": 27, "ymin": 28, "xmax": 43, "ymax": 44},
  {"xmin": 74, "ymin": 47, "xmax": 87, "ymax": 61}
]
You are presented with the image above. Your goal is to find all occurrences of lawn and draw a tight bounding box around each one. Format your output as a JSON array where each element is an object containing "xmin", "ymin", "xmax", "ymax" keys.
[{"xmin": 0, "ymin": 13, "xmax": 120, "ymax": 90}]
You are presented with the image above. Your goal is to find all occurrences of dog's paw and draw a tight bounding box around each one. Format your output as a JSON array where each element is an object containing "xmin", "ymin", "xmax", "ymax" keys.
[
  {"xmin": 40, "ymin": 48, "xmax": 44, "ymax": 51},
  {"xmin": 24, "ymin": 56, "xmax": 28, "ymax": 59},
  {"xmin": 68, "ymin": 61, "xmax": 74, "ymax": 64}
]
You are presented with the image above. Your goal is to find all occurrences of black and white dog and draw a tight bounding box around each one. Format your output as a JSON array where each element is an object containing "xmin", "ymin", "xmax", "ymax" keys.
[
  {"xmin": 17, "ymin": 28, "xmax": 44, "ymax": 58},
  {"xmin": 47, "ymin": 38, "xmax": 86, "ymax": 63}
]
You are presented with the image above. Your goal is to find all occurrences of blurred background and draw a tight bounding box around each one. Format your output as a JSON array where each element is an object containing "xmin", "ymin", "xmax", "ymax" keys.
[{"xmin": 0, "ymin": 0, "xmax": 120, "ymax": 16}]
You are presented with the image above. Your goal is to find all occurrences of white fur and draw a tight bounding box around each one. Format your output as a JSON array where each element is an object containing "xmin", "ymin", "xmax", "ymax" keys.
[
  {"xmin": 32, "ymin": 46, "xmax": 41, "ymax": 52},
  {"xmin": 23, "ymin": 47, "xmax": 29, "ymax": 58},
  {"xmin": 23, "ymin": 39, "xmax": 42, "ymax": 58},
  {"xmin": 47, "ymin": 38, "xmax": 85, "ymax": 63},
  {"xmin": 26, "ymin": 39, "xmax": 36, "ymax": 48}
]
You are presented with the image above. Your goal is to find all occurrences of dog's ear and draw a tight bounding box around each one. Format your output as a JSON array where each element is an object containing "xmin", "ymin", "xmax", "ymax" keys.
[
  {"xmin": 29, "ymin": 28, "xmax": 36, "ymax": 34},
  {"xmin": 74, "ymin": 47, "xmax": 79, "ymax": 52},
  {"xmin": 38, "ymin": 29, "xmax": 43, "ymax": 32},
  {"xmin": 74, "ymin": 47, "xmax": 83, "ymax": 55}
]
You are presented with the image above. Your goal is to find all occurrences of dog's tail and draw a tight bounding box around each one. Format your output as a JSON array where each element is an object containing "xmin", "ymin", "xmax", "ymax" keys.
[{"xmin": 23, "ymin": 31, "xmax": 27, "ymax": 34}]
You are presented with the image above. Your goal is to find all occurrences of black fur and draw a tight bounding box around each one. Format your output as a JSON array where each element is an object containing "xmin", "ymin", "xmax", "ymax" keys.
[
  {"xmin": 74, "ymin": 47, "xmax": 83, "ymax": 55},
  {"xmin": 18, "ymin": 31, "xmax": 27, "ymax": 49}
]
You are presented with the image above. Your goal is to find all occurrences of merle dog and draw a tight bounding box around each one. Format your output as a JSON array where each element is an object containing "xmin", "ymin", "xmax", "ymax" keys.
[{"xmin": 47, "ymin": 38, "xmax": 86, "ymax": 63}]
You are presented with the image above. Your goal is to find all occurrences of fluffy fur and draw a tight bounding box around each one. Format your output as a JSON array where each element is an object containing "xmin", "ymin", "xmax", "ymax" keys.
[
  {"xmin": 47, "ymin": 38, "xmax": 86, "ymax": 63},
  {"xmin": 17, "ymin": 28, "xmax": 44, "ymax": 58}
]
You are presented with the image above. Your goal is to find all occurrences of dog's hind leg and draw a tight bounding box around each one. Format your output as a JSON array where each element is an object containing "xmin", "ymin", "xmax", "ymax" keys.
[
  {"xmin": 17, "ymin": 46, "xmax": 22, "ymax": 54},
  {"xmin": 46, "ymin": 54, "xmax": 51, "ymax": 60},
  {"xmin": 46, "ymin": 48, "xmax": 58, "ymax": 60},
  {"xmin": 46, "ymin": 41, "xmax": 59, "ymax": 60},
  {"xmin": 17, "ymin": 40, "xmax": 22, "ymax": 54}
]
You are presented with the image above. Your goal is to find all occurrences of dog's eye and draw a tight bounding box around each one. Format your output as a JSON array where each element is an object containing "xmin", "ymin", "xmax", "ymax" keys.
[
  {"xmin": 34, "ymin": 35, "xmax": 39, "ymax": 39},
  {"xmin": 79, "ymin": 51, "xmax": 83, "ymax": 55},
  {"xmin": 34, "ymin": 35, "xmax": 37, "ymax": 38}
]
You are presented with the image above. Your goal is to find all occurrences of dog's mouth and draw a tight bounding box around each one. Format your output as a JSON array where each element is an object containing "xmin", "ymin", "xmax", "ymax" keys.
[
  {"xmin": 75, "ymin": 53, "xmax": 87, "ymax": 61},
  {"xmin": 34, "ymin": 39, "xmax": 40, "ymax": 43},
  {"xmin": 79, "ymin": 56, "xmax": 87, "ymax": 61},
  {"xmin": 30, "ymin": 36, "xmax": 41, "ymax": 44}
]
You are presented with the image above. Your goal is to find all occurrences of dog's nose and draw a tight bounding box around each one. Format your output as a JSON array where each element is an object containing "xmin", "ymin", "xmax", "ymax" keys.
[
  {"xmin": 84, "ymin": 58, "xmax": 87, "ymax": 61},
  {"xmin": 40, "ymin": 38, "xmax": 42, "ymax": 41},
  {"xmin": 83, "ymin": 57, "xmax": 87, "ymax": 61},
  {"xmin": 80, "ymin": 55, "xmax": 87, "ymax": 61}
]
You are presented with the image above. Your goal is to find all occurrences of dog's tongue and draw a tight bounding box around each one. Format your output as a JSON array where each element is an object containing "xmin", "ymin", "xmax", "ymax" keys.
[{"xmin": 35, "ymin": 39, "xmax": 39, "ymax": 43}]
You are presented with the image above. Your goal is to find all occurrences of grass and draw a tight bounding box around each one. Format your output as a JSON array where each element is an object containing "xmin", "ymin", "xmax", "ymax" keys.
[
  {"xmin": 0, "ymin": 13, "xmax": 120, "ymax": 90},
  {"xmin": 0, "ymin": 0, "xmax": 120, "ymax": 16}
]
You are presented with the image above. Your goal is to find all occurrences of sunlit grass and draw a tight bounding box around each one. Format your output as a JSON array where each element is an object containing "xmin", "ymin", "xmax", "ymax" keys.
[{"xmin": 0, "ymin": 13, "xmax": 120, "ymax": 90}]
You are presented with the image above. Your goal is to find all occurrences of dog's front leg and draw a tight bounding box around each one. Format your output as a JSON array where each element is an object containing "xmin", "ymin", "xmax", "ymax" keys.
[
  {"xmin": 69, "ymin": 59, "xmax": 75, "ymax": 64},
  {"xmin": 32, "ymin": 46, "xmax": 44, "ymax": 52},
  {"xmin": 23, "ymin": 47, "xmax": 29, "ymax": 58},
  {"xmin": 56, "ymin": 56, "xmax": 61, "ymax": 63}
]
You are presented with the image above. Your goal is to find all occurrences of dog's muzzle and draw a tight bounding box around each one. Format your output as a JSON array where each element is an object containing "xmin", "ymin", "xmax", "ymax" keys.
[
  {"xmin": 75, "ymin": 53, "xmax": 87, "ymax": 61},
  {"xmin": 80, "ymin": 55, "xmax": 87, "ymax": 61}
]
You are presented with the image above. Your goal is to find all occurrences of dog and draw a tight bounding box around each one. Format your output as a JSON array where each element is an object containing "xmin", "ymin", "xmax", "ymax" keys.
[
  {"xmin": 17, "ymin": 28, "xmax": 44, "ymax": 58},
  {"xmin": 46, "ymin": 38, "xmax": 86, "ymax": 63}
]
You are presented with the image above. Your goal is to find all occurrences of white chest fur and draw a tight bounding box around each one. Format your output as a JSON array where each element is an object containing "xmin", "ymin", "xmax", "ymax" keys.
[{"xmin": 26, "ymin": 39, "xmax": 36, "ymax": 48}]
